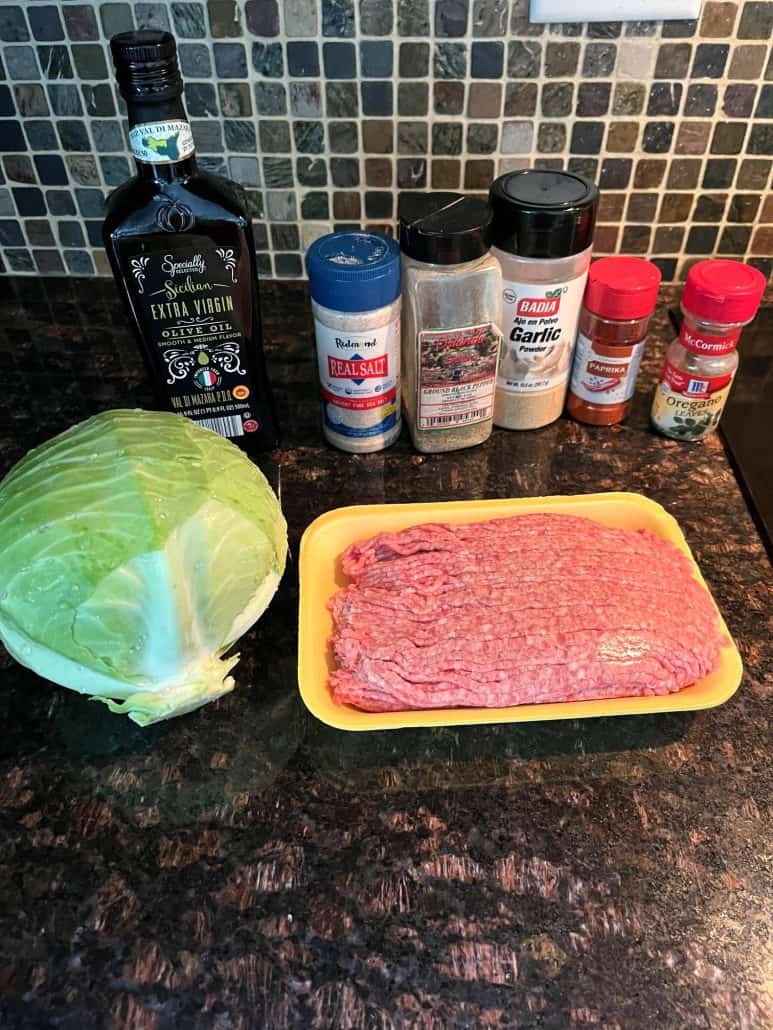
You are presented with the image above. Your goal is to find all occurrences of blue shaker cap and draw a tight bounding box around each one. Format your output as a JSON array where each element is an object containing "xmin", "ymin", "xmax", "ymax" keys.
[{"xmin": 306, "ymin": 231, "xmax": 401, "ymax": 313}]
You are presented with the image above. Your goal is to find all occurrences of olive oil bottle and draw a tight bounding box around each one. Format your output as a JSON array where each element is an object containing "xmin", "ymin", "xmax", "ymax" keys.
[{"xmin": 103, "ymin": 31, "xmax": 278, "ymax": 451}]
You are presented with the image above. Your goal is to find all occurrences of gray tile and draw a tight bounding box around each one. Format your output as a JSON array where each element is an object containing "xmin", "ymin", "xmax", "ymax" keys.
[
  {"xmin": 178, "ymin": 44, "xmax": 212, "ymax": 77},
  {"xmin": 290, "ymin": 82, "xmax": 321, "ymax": 117},
  {"xmin": 29, "ymin": 7, "xmax": 65, "ymax": 42},
  {"xmin": 186, "ymin": 82, "xmax": 219, "ymax": 117},
  {"xmin": 82, "ymin": 84, "xmax": 115, "ymax": 116},
  {"xmin": 472, "ymin": 0, "xmax": 508, "ymax": 37},
  {"xmin": 297, "ymin": 156, "xmax": 327, "ymax": 186},
  {"xmin": 134, "ymin": 4, "xmax": 171, "ymax": 31},
  {"xmin": 13, "ymin": 84, "xmax": 48, "ymax": 117},
  {"xmin": 48, "ymin": 84, "xmax": 82, "ymax": 116},
  {"xmin": 190, "ymin": 121, "xmax": 223, "ymax": 151},
  {"xmin": 435, "ymin": 0, "xmax": 469, "ymax": 38},
  {"xmin": 4, "ymin": 248, "xmax": 34, "ymax": 271},
  {"xmin": 434, "ymin": 43, "xmax": 467, "ymax": 79},
  {"xmin": 263, "ymin": 157, "xmax": 293, "ymax": 187},
  {"xmin": 207, "ymin": 0, "xmax": 243, "ymax": 37},
  {"xmin": 91, "ymin": 120, "xmax": 125, "ymax": 152},
  {"xmin": 0, "ymin": 9, "xmax": 29, "ymax": 43},
  {"xmin": 64, "ymin": 250, "xmax": 94, "ymax": 275},
  {"xmin": 322, "ymin": 0, "xmax": 355, "ymax": 37},
  {"xmin": 6, "ymin": 46, "xmax": 40, "ymax": 80},
  {"xmin": 38, "ymin": 44, "xmax": 74, "ymax": 79},
  {"xmin": 293, "ymin": 120, "xmax": 325, "ymax": 153},
  {"xmin": 3, "ymin": 156, "xmax": 35, "ymax": 184},
  {"xmin": 214, "ymin": 43, "xmax": 247, "ymax": 78},
  {"xmin": 99, "ymin": 4, "xmax": 135, "ymax": 37},
  {"xmin": 266, "ymin": 189, "xmax": 297, "ymax": 220},
  {"xmin": 245, "ymin": 0, "xmax": 279, "ymax": 37},
  {"xmin": 26, "ymin": 219, "xmax": 56, "ymax": 247},
  {"xmin": 99, "ymin": 155, "xmax": 130, "ymax": 184},
  {"xmin": 229, "ymin": 156, "xmax": 260, "ymax": 186},
  {"xmin": 62, "ymin": 5, "xmax": 99, "ymax": 43},
  {"xmin": 508, "ymin": 41, "xmax": 541, "ymax": 78},
  {"xmin": 252, "ymin": 43, "xmax": 283, "ymax": 77},
  {"xmin": 58, "ymin": 121, "xmax": 91, "ymax": 152},
  {"xmin": 326, "ymin": 81, "xmax": 358, "ymax": 117},
  {"xmin": 172, "ymin": 2, "xmax": 208, "ymax": 38},
  {"xmin": 67, "ymin": 155, "xmax": 100, "ymax": 185},
  {"xmin": 218, "ymin": 82, "xmax": 251, "ymax": 117},
  {"xmin": 255, "ymin": 82, "xmax": 286, "ymax": 116},
  {"xmin": 35, "ymin": 249, "xmax": 65, "ymax": 274},
  {"xmin": 396, "ymin": 0, "xmax": 428, "ymax": 34},
  {"xmin": 360, "ymin": 0, "xmax": 393, "ymax": 35},
  {"xmin": 284, "ymin": 0, "xmax": 319, "ymax": 36}
]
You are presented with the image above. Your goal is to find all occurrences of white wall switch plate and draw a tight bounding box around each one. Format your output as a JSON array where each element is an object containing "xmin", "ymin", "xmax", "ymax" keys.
[{"xmin": 530, "ymin": 0, "xmax": 701, "ymax": 22}]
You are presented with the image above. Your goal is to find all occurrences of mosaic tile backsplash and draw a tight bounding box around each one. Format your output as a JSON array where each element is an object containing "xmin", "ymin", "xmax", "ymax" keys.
[{"xmin": 0, "ymin": 1, "xmax": 771, "ymax": 282}]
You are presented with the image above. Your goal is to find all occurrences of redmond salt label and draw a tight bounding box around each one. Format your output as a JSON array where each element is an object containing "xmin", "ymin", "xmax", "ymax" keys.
[
  {"xmin": 498, "ymin": 275, "xmax": 587, "ymax": 394},
  {"xmin": 314, "ymin": 317, "xmax": 401, "ymax": 440},
  {"xmin": 569, "ymin": 332, "xmax": 646, "ymax": 405}
]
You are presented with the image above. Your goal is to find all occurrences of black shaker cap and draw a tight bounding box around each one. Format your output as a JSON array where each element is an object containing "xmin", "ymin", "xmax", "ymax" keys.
[
  {"xmin": 110, "ymin": 31, "xmax": 183, "ymax": 101},
  {"xmin": 398, "ymin": 192, "xmax": 494, "ymax": 265},
  {"xmin": 490, "ymin": 169, "xmax": 599, "ymax": 260}
]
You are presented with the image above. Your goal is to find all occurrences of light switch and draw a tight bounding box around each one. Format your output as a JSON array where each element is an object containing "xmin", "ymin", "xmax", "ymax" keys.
[{"xmin": 530, "ymin": 0, "xmax": 702, "ymax": 22}]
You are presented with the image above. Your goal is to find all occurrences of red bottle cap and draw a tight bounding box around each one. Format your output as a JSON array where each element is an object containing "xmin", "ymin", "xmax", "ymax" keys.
[
  {"xmin": 682, "ymin": 260, "xmax": 766, "ymax": 325},
  {"xmin": 583, "ymin": 257, "xmax": 662, "ymax": 320}
]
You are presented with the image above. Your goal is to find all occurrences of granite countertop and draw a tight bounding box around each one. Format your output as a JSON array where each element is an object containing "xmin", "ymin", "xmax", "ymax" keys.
[{"xmin": 0, "ymin": 277, "xmax": 771, "ymax": 1029}]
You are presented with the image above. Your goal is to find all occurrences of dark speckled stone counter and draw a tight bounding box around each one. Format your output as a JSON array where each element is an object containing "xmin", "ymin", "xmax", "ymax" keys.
[{"xmin": 0, "ymin": 277, "xmax": 771, "ymax": 1029}]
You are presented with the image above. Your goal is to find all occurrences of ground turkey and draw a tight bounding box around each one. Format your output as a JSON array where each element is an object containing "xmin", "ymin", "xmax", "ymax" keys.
[{"xmin": 328, "ymin": 513, "xmax": 725, "ymax": 712}]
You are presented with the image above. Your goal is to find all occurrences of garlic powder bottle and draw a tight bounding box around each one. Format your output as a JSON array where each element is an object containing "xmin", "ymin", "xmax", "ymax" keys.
[{"xmin": 490, "ymin": 170, "xmax": 598, "ymax": 430}]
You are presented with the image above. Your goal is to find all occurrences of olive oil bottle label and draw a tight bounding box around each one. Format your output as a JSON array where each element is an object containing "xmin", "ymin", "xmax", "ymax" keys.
[
  {"xmin": 651, "ymin": 359, "xmax": 734, "ymax": 440},
  {"xmin": 129, "ymin": 120, "xmax": 195, "ymax": 163},
  {"xmin": 124, "ymin": 238, "xmax": 262, "ymax": 439}
]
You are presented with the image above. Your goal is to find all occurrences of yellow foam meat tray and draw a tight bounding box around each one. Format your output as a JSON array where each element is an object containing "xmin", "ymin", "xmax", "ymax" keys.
[{"xmin": 298, "ymin": 491, "xmax": 743, "ymax": 731}]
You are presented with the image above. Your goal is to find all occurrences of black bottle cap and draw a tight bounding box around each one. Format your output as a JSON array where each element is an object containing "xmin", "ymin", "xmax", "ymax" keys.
[
  {"xmin": 398, "ymin": 192, "xmax": 493, "ymax": 265},
  {"xmin": 490, "ymin": 169, "xmax": 599, "ymax": 260},
  {"xmin": 110, "ymin": 31, "xmax": 183, "ymax": 102}
]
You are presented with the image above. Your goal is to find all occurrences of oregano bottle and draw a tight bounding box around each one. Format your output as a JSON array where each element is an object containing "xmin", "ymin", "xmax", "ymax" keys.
[{"xmin": 103, "ymin": 31, "xmax": 278, "ymax": 451}]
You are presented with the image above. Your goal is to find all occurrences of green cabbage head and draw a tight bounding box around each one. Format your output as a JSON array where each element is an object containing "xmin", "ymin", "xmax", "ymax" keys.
[{"xmin": 0, "ymin": 409, "xmax": 287, "ymax": 726}]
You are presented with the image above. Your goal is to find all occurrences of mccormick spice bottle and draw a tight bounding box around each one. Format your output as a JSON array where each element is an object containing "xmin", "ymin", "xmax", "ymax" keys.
[
  {"xmin": 567, "ymin": 257, "xmax": 661, "ymax": 426},
  {"xmin": 489, "ymin": 170, "xmax": 598, "ymax": 431},
  {"xmin": 651, "ymin": 260, "xmax": 766, "ymax": 442},
  {"xmin": 399, "ymin": 193, "xmax": 502, "ymax": 454}
]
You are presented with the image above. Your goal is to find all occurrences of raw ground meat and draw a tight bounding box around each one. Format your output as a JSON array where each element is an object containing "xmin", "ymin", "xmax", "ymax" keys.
[{"xmin": 328, "ymin": 513, "xmax": 726, "ymax": 712}]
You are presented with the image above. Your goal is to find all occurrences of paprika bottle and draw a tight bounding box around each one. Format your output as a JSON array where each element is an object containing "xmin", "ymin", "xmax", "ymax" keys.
[{"xmin": 567, "ymin": 257, "xmax": 661, "ymax": 427}]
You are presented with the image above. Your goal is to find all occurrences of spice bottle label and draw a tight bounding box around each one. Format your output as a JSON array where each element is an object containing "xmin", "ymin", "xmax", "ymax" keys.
[
  {"xmin": 417, "ymin": 323, "xmax": 500, "ymax": 431},
  {"xmin": 128, "ymin": 120, "xmax": 195, "ymax": 164},
  {"xmin": 651, "ymin": 358, "xmax": 735, "ymax": 440},
  {"xmin": 679, "ymin": 323, "xmax": 741, "ymax": 356},
  {"xmin": 498, "ymin": 275, "xmax": 587, "ymax": 394},
  {"xmin": 314, "ymin": 316, "xmax": 401, "ymax": 440},
  {"xmin": 569, "ymin": 332, "xmax": 646, "ymax": 406}
]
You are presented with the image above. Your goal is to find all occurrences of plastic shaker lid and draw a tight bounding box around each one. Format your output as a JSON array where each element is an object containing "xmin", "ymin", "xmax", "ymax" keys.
[
  {"xmin": 489, "ymin": 169, "xmax": 598, "ymax": 259},
  {"xmin": 305, "ymin": 231, "xmax": 401, "ymax": 313},
  {"xmin": 583, "ymin": 257, "xmax": 662, "ymax": 320},
  {"xmin": 398, "ymin": 192, "xmax": 493, "ymax": 265},
  {"xmin": 682, "ymin": 260, "xmax": 766, "ymax": 324}
]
